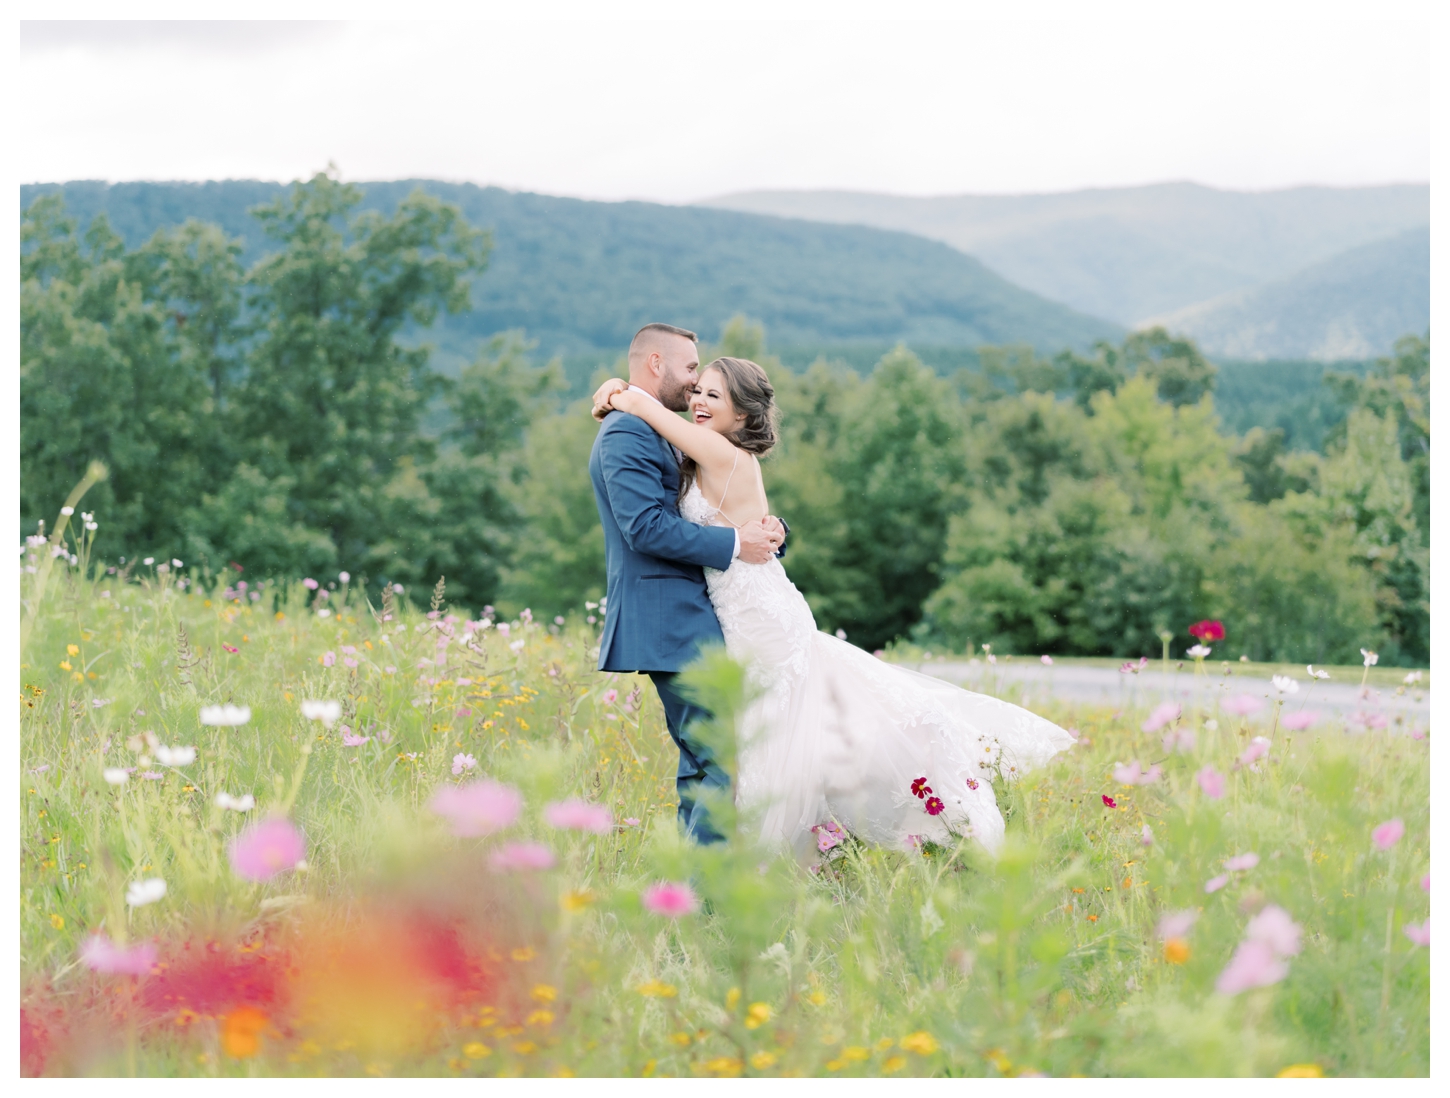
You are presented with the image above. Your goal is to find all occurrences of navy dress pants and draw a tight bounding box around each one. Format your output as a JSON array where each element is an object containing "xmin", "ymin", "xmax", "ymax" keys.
[{"xmin": 647, "ymin": 671, "xmax": 730, "ymax": 846}]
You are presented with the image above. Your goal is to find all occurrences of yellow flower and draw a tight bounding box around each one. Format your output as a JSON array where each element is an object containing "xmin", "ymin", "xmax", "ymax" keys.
[
  {"xmin": 49, "ymin": 913, "xmax": 64, "ymax": 930},
  {"xmin": 670, "ymin": 1031, "xmax": 692, "ymax": 1047},
  {"xmin": 552, "ymin": 1067, "xmax": 575, "ymax": 1078},
  {"xmin": 825, "ymin": 1059, "xmax": 844, "ymax": 1072},
  {"xmin": 641, "ymin": 1059, "xmax": 657, "ymax": 1077},
  {"xmin": 510, "ymin": 947, "xmax": 536, "ymax": 962},
  {"xmin": 526, "ymin": 1010, "xmax": 555, "ymax": 1027},
  {"xmin": 531, "ymin": 984, "xmax": 558, "ymax": 1002},
  {"xmin": 984, "ymin": 1048, "xmax": 1012, "ymax": 1073},
  {"xmin": 637, "ymin": 979, "xmax": 678, "ymax": 998},
  {"xmin": 513, "ymin": 1041, "xmax": 538, "ymax": 1055},
  {"xmin": 900, "ymin": 1031, "xmax": 940, "ymax": 1056},
  {"xmin": 560, "ymin": 889, "xmax": 596, "ymax": 912},
  {"xmin": 703, "ymin": 1056, "xmax": 743, "ymax": 1077},
  {"xmin": 882, "ymin": 1055, "xmax": 907, "ymax": 1073},
  {"xmin": 71, "ymin": 672, "xmax": 84, "ymax": 682},
  {"xmin": 841, "ymin": 1046, "xmax": 869, "ymax": 1062},
  {"xmin": 750, "ymin": 1051, "xmax": 778, "ymax": 1070},
  {"xmin": 67, "ymin": 644, "xmax": 80, "ymax": 656},
  {"xmin": 725, "ymin": 987, "xmax": 741, "ymax": 1010},
  {"xmin": 462, "ymin": 1042, "xmax": 492, "ymax": 1060},
  {"xmin": 1277, "ymin": 1064, "xmax": 1325, "ymax": 1078},
  {"xmin": 744, "ymin": 1002, "xmax": 772, "ymax": 1029},
  {"xmin": 806, "ymin": 989, "xmax": 827, "ymax": 1006},
  {"xmin": 59, "ymin": 661, "xmax": 72, "ymax": 671},
  {"xmin": 875, "ymin": 1038, "xmax": 895, "ymax": 1051}
]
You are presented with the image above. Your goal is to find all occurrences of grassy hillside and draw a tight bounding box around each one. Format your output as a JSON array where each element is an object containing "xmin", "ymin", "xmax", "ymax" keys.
[
  {"xmin": 1150, "ymin": 228, "xmax": 1429, "ymax": 362},
  {"xmin": 20, "ymin": 180, "xmax": 1120, "ymax": 361},
  {"xmin": 702, "ymin": 183, "xmax": 1428, "ymax": 329}
]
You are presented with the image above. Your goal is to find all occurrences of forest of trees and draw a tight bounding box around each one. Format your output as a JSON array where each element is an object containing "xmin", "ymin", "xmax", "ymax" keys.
[{"xmin": 20, "ymin": 174, "xmax": 1430, "ymax": 665}]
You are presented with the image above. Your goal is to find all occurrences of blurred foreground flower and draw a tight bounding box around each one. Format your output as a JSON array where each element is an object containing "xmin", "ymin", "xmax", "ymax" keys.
[
  {"xmin": 222, "ymin": 1005, "xmax": 270, "ymax": 1059},
  {"xmin": 341, "ymin": 727, "xmax": 370, "ymax": 746},
  {"xmin": 1101, "ymin": 794, "xmax": 1117, "ymax": 809},
  {"xmin": 1141, "ymin": 702, "xmax": 1180, "ymax": 733},
  {"xmin": 429, "ymin": 780, "xmax": 523, "ymax": 836},
  {"xmin": 642, "ymin": 882, "xmax": 698, "ymax": 917},
  {"xmin": 300, "ymin": 699, "xmax": 341, "ymax": 727},
  {"xmin": 490, "ymin": 842, "xmax": 556, "ymax": 872},
  {"xmin": 1162, "ymin": 727, "xmax": 1195, "ymax": 753},
  {"xmin": 1205, "ymin": 874, "xmax": 1230, "ymax": 893},
  {"xmin": 1372, "ymin": 818, "xmax": 1405, "ymax": 851},
  {"xmin": 215, "ymin": 791, "xmax": 255, "ymax": 812},
  {"xmin": 229, "ymin": 818, "xmax": 306, "ymax": 882},
  {"xmin": 126, "ymin": 878, "xmax": 167, "ymax": 907},
  {"xmin": 1186, "ymin": 644, "xmax": 1212, "ymax": 659},
  {"xmin": 1112, "ymin": 760, "xmax": 1161, "ymax": 785},
  {"xmin": 1403, "ymin": 918, "xmax": 1430, "ymax": 947},
  {"xmin": 1221, "ymin": 694, "xmax": 1263, "ymax": 717},
  {"xmin": 1280, "ymin": 710, "xmax": 1320, "ymax": 731},
  {"xmin": 1361, "ymin": 648, "xmax": 1379, "ymax": 667},
  {"xmin": 200, "ymin": 705, "xmax": 251, "ymax": 726},
  {"xmin": 545, "ymin": 799, "xmax": 614, "ymax": 833},
  {"xmin": 1196, "ymin": 767, "xmax": 1226, "ymax": 799},
  {"xmin": 155, "ymin": 744, "xmax": 196, "ymax": 766},
  {"xmin": 900, "ymin": 1031, "xmax": 940, "ymax": 1055},
  {"xmin": 1238, "ymin": 736, "xmax": 1271, "ymax": 767},
  {"xmin": 1189, "ymin": 620, "xmax": 1225, "ymax": 642},
  {"xmin": 1270, "ymin": 675, "xmax": 1298, "ymax": 695},
  {"xmin": 1307, "ymin": 665, "xmax": 1330, "ymax": 680},
  {"xmin": 80, "ymin": 934, "xmax": 156, "ymax": 975},
  {"xmin": 1225, "ymin": 852, "xmax": 1260, "ymax": 871},
  {"xmin": 1216, "ymin": 904, "xmax": 1302, "ymax": 995},
  {"xmin": 1141, "ymin": 824, "xmax": 1154, "ymax": 847},
  {"xmin": 1277, "ymin": 1065, "xmax": 1325, "ymax": 1078},
  {"xmin": 103, "ymin": 768, "xmax": 129, "ymax": 786}
]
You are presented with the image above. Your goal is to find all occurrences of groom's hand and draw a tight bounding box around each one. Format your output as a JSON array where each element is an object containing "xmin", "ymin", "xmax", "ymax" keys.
[{"xmin": 738, "ymin": 518, "xmax": 785, "ymax": 564}]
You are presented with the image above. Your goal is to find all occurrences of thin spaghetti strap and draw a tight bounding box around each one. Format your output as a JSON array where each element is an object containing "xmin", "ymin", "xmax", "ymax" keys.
[
  {"xmin": 750, "ymin": 452, "xmax": 767, "ymax": 513},
  {"xmin": 712, "ymin": 448, "xmax": 740, "ymax": 509}
]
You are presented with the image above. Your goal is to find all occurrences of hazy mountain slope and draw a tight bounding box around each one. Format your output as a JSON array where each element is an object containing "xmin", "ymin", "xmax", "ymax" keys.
[
  {"xmin": 701, "ymin": 182, "xmax": 1428, "ymax": 325},
  {"xmin": 1148, "ymin": 227, "xmax": 1429, "ymax": 361},
  {"xmin": 21, "ymin": 180, "xmax": 1120, "ymax": 358}
]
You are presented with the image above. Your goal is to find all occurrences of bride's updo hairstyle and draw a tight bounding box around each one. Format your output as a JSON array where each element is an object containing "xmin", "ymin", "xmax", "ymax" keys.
[{"xmin": 679, "ymin": 356, "xmax": 780, "ymax": 500}]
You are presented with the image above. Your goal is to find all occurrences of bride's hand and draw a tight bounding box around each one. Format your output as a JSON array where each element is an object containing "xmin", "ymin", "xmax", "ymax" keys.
[{"xmin": 590, "ymin": 378, "xmax": 629, "ymax": 421}]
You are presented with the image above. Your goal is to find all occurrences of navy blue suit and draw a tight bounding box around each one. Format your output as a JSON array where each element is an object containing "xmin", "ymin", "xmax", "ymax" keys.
[{"xmin": 589, "ymin": 411, "xmax": 737, "ymax": 843}]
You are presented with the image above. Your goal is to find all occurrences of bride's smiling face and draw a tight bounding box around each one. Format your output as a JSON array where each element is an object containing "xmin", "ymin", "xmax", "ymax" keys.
[{"xmin": 690, "ymin": 368, "xmax": 746, "ymax": 436}]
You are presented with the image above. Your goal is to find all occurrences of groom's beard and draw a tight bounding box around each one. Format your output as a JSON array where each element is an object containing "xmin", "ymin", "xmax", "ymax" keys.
[{"xmin": 657, "ymin": 371, "xmax": 694, "ymax": 412}]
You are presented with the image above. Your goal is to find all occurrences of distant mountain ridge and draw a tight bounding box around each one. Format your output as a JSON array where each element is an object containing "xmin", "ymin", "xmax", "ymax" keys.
[
  {"xmin": 1149, "ymin": 226, "xmax": 1429, "ymax": 361},
  {"xmin": 20, "ymin": 180, "xmax": 1120, "ymax": 365},
  {"xmin": 701, "ymin": 182, "xmax": 1429, "ymax": 337}
]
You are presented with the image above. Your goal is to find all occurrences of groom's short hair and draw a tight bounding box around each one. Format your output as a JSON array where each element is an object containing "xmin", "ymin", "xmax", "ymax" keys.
[{"xmin": 630, "ymin": 322, "xmax": 698, "ymax": 360}]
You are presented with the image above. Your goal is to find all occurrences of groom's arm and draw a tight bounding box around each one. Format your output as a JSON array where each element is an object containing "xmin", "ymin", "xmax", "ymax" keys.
[{"xmin": 599, "ymin": 420, "xmax": 736, "ymax": 571}]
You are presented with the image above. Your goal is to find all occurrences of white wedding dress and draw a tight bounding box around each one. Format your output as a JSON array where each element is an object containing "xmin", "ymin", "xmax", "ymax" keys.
[{"xmin": 681, "ymin": 474, "xmax": 1073, "ymax": 857}]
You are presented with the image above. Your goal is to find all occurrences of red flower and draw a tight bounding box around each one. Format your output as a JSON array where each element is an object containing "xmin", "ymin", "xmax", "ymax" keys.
[
  {"xmin": 924, "ymin": 796, "xmax": 945, "ymax": 816},
  {"xmin": 1188, "ymin": 620, "xmax": 1225, "ymax": 642},
  {"xmin": 910, "ymin": 777, "xmax": 932, "ymax": 799},
  {"xmin": 1102, "ymin": 794, "xmax": 1117, "ymax": 809},
  {"xmin": 965, "ymin": 777, "xmax": 979, "ymax": 791}
]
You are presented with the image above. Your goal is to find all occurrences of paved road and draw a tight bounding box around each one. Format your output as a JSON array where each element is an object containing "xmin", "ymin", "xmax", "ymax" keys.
[{"xmin": 910, "ymin": 659, "xmax": 1428, "ymax": 727}]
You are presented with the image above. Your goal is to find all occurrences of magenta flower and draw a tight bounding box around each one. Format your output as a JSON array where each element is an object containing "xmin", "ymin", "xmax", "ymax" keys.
[
  {"xmin": 1403, "ymin": 918, "xmax": 1430, "ymax": 947},
  {"xmin": 1205, "ymin": 874, "xmax": 1230, "ymax": 894},
  {"xmin": 1215, "ymin": 939, "xmax": 1288, "ymax": 995},
  {"xmin": 228, "ymin": 817, "xmax": 306, "ymax": 882},
  {"xmin": 642, "ymin": 881, "xmax": 699, "ymax": 917},
  {"xmin": 1246, "ymin": 904, "xmax": 1302, "ymax": 957},
  {"xmin": 80, "ymin": 934, "xmax": 158, "ymax": 976},
  {"xmin": 489, "ymin": 842, "xmax": 556, "ymax": 872},
  {"xmin": 1141, "ymin": 702, "xmax": 1181, "ymax": 733},
  {"xmin": 1220, "ymin": 694, "xmax": 1263, "ymax": 717},
  {"xmin": 1372, "ymin": 818, "xmax": 1405, "ymax": 851},
  {"xmin": 1196, "ymin": 767, "xmax": 1226, "ymax": 799},
  {"xmin": 1238, "ymin": 736, "xmax": 1271, "ymax": 766},
  {"xmin": 545, "ymin": 799, "xmax": 614, "ymax": 834},
  {"xmin": 817, "ymin": 829, "xmax": 841, "ymax": 853},
  {"xmin": 430, "ymin": 780, "xmax": 523, "ymax": 836},
  {"xmin": 1225, "ymin": 852, "xmax": 1260, "ymax": 872},
  {"xmin": 341, "ymin": 728, "xmax": 370, "ymax": 746},
  {"xmin": 322, "ymin": 651, "xmax": 335, "ymax": 668},
  {"xmin": 1280, "ymin": 710, "xmax": 1320, "ymax": 731},
  {"xmin": 924, "ymin": 796, "xmax": 945, "ymax": 815}
]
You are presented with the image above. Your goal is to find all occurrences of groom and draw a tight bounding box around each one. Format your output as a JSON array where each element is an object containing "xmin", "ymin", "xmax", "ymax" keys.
[{"xmin": 589, "ymin": 322, "xmax": 785, "ymax": 844}]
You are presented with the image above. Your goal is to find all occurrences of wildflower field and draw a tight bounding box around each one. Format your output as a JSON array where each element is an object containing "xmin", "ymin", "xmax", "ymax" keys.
[{"xmin": 19, "ymin": 536, "xmax": 1430, "ymax": 1077}]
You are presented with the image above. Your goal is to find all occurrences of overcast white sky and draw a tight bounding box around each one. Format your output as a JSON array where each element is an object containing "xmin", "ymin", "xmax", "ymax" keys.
[{"xmin": 16, "ymin": 6, "xmax": 1434, "ymax": 202}]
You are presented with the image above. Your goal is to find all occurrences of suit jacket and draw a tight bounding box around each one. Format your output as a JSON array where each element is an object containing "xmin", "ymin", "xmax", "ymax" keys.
[{"xmin": 589, "ymin": 411, "xmax": 736, "ymax": 672}]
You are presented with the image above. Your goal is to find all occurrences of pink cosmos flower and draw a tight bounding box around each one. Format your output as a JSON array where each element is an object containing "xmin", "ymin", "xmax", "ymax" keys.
[
  {"xmin": 1409, "ymin": 728, "xmax": 1426, "ymax": 740},
  {"xmin": 1403, "ymin": 918, "xmax": 1430, "ymax": 947},
  {"xmin": 228, "ymin": 817, "xmax": 306, "ymax": 882},
  {"xmin": 1221, "ymin": 694, "xmax": 1263, "ymax": 717},
  {"xmin": 1041, "ymin": 655, "xmax": 1053, "ymax": 665},
  {"xmin": 1141, "ymin": 824, "xmax": 1154, "ymax": 847},
  {"xmin": 142, "ymin": 771, "xmax": 164, "ymax": 780},
  {"xmin": 1246, "ymin": 904, "xmax": 1302, "ymax": 957},
  {"xmin": 343, "ymin": 657, "xmax": 358, "ymax": 669},
  {"xmin": 223, "ymin": 644, "xmax": 240, "ymax": 654},
  {"xmin": 1225, "ymin": 852, "xmax": 1260, "ymax": 872},
  {"xmin": 1141, "ymin": 702, "xmax": 1181, "ymax": 733},
  {"xmin": 1372, "ymin": 818, "xmax": 1405, "ymax": 851},
  {"xmin": 341, "ymin": 728, "xmax": 370, "ymax": 746},
  {"xmin": 1196, "ymin": 767, "xmax": 1226, "ymax": 799},
  {"xmin": 1205, "ymin": 874, "xmax": 1230, "ymax": 893},
  {"xmin": 1215, "ymin": 939, "xmax": 1288, "ymax": 995},
  {"xmin": 1163, "ymin": 728, "xmax": 1196, "ymax": 754},
  {"xmin": 601, "ymin": 689, "xmax": 618, "ymax": 705},
  {"xmin": 642, "ymin": 881, "xmax": 699, "ymax": 917},
  {"xmin": 817, "ymin": 829, "xmax": 841, "ymax": 853},
  {"xmin": 430, "ymin": 780, "xmax": 523, "ymax": 836},
  {"xmin": 623, "ymin": 817, "xmax": 641, "ymax": 827},
  {"xmin": 451, "ymin": 752, "xmax": 477, "ymax": 775},
  {"xmin": 1156, "ymin": 911, "xmax": 1198, "ymax": 940},
  {"xmin": 1421, "ymin": 873, "xmax": 1430, "ymax": 892},
  {"xmin": 322, "ymin": 651, "xmax": 335, "ymax": 667},
  {"xmin": 489, "ymin": 842, "xmax": 556, "ymax": 872},
  {"xmin": 302, "ymin": 578, "xmax": 319, "ymax": 590},
  {"xmin": 1238, "ymin": 736, "xmax": 1271, "ymax": 766},
  {"xmin": 545, "ymin": 799, "xmax": 614, "ymax": 834},
  {"xmin": 1280, "ymin": 710, "xmax": 1320, "ymax": 731},
  {"xmin": 1112, "ymin": 761, "xmax": 1162, "ymax": 786},
  {"xmin": 340, "ymin": 645, "xmax": 356, "ymax": 655},
  {"xmin": 80, "ymin": 934, "xmax": 158, "ymax": 976}
]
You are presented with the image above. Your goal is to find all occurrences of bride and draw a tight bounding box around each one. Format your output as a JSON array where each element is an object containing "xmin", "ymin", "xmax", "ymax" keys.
[{"xmin": 591, "ymin": 358, "xmax": 1073, "ymax": 856}]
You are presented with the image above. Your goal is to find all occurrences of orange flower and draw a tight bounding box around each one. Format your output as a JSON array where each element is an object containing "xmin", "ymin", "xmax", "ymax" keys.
[
  {"xmin": 221, "ymin": 1005, "xmax": 269, "ymax": 1058},
  {"xmin": 1163, "ymin": 938, "xmax": 1191, "ymax": 964}
]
